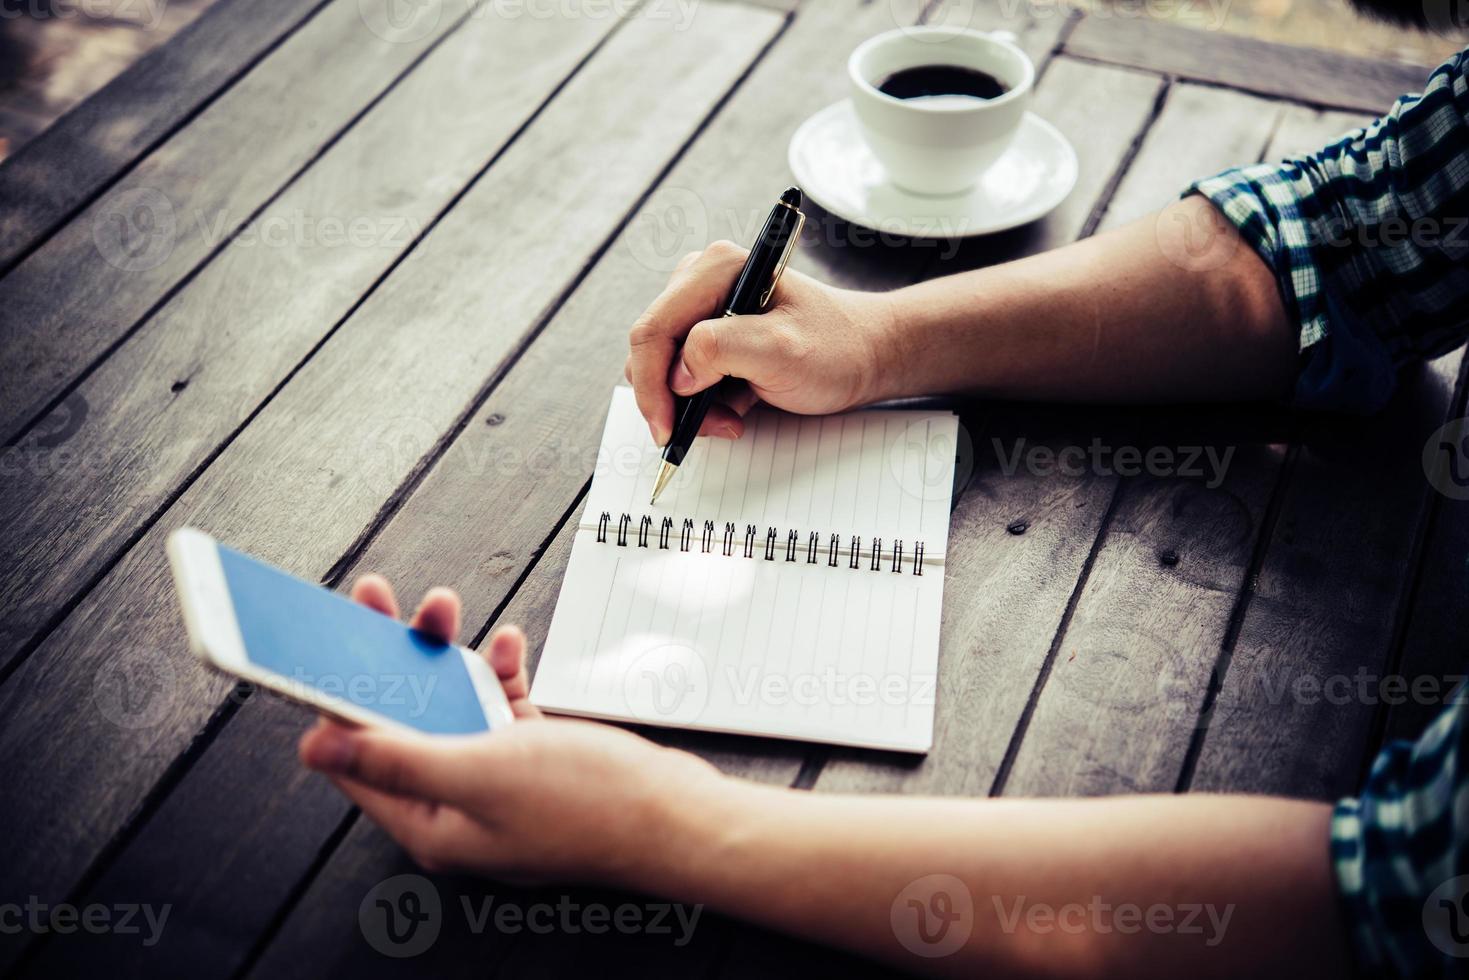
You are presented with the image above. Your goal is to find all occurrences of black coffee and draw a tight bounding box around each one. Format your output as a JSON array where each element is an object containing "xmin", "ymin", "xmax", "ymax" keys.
[{"xmin": 877, "ymin": 64, "xmax": 1008, "ymax": 101}]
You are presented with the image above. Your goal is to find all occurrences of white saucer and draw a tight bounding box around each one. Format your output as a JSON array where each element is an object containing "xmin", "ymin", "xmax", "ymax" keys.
[{"xmin": 788, "ymin": 99, "xmax": 1078, "ymax": 238}]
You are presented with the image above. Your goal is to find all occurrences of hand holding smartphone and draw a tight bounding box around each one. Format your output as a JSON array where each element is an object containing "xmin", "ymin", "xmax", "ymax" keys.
[{"xmin": 167, "ymin": 528, "xmax": 514, "ymax": 734}]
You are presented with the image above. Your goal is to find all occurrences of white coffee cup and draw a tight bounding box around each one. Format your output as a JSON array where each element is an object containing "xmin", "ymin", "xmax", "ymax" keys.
[{"xmin": 848, "ymin": 27, "xmax": 1034, "ymax": 196}]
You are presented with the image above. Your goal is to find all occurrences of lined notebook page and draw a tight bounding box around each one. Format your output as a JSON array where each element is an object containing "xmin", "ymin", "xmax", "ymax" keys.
[
  {"xmin": 533, "ymin": 543, "xmax": 943, "ymax": 751},
  {"xmin": 585, "ymin": 386, "xmax": 958, "ymax": 560},
  {"xmin": 531, "ymin": 386, "xmax": 957, "ymax": 752}
]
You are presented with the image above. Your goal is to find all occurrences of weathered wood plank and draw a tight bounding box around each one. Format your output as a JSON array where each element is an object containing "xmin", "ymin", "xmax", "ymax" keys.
[
  {"xmin": 898, "ymin": 91, "xmax": 1369, "ymax": 802},
  {"xmin": 238, "ymin": 0, "xmax": 954, "ymax": 969},
  {"xmin": 0, "ymin": 0, "xmax": 618, "ymax": 678},
  {"xmin": 1382, "ymin": 374, "xmax": 1469, "ymax": 745},
  {"xmin": 924, "ymin": 57, "xmax": 1164, "ymax": 277},
  {"xmin": 235, "ymin": 388, "xmax": 791, "ymax": 970},
  {"xmin": 1188, "ymin": 353, "xmax": 1462, "ymax": 798},
  {"xmin": 6, "ymin": 9, "xmax": 623, "ymax": 980},
  {"xmin": 238, "ymin": 3, "xmax": 1078, "ymax": 975},
  {"xmin": 988, "ymin": 99, "xmax": 1371, "ymax": 800},
  {"xmin": 0, "ymin": 0, "xmax": 326, "ymax": 274},
  {"xmin": 813, "ymin": 57, "xmax": 1164, "ymax": 797},
  {"xmin": 993, "ymin": 84, "xmax": 1292, "ymax": 797},
  {"xmin": 999, "ymin": 439, "xmax": 1286, "ymax": 796},
  {"xmin": 0, "ymin": 0, "xmax": 470, "ymax": 442},
  {"xmin": 0, "ymin": 6, "xmax": 781, "ymax": 974},
  {"xmin": 252, "ymin": 818, "xmax": 533, "ymax": 978},
  {"xmin": 1095, "ymin": 84, "xmax": 1283, "ymax": 231},
  {"xmin": 1262, "ymin": 104, "xmax": 1373, "ymax": 160},
  {"xmin": 1064, "ymin": 14, "xmax": 1430, "ymax": 114},
  {"xmin": 0, "ymin": 11, "xmax": 621, "ymax": 671},
  {"xmin": 1163, "ymin": 103, "xmax": 1451, "ymax": 799}
]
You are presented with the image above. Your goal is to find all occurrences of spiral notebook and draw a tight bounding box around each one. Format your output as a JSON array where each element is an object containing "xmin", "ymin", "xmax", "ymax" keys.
[{"xmin": 531, "ymin": 386, "xmax": 958, "ymax": 752}]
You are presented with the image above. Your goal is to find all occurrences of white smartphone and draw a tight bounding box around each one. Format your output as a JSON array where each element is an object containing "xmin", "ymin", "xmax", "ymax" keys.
[{"xmin": 167, "ymin": 527, "xmax": 514, "ymax": 734}]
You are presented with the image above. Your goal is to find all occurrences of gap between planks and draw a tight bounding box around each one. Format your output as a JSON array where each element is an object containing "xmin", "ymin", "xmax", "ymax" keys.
[
  {"xmin": 0, "ymin": 0, "xmax": 332, "ymax": 278},
  {"xmin": 7, "ymin": 5, "xmax": 791, "ymax": 977}
]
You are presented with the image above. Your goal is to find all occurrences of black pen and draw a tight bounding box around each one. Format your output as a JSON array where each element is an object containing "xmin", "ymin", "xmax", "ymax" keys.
[{"xmin": 651, "ymin": 186, "xmax": 805, "ymax": 505}]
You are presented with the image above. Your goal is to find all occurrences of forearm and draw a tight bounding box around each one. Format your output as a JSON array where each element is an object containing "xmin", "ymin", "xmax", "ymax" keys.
[
  {"xmin": 871, "ymin": 198, "xmax": 1298, "ymax": 405},
  {"xmin": 647, "ymin": 780, "xmax": 1348, "ymax": 978}
]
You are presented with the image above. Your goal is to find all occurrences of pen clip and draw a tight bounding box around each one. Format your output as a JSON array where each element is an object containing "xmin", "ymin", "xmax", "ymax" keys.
[{"xmin": 759, "ymin": 209, "xmax": 804, "ymax": 309}]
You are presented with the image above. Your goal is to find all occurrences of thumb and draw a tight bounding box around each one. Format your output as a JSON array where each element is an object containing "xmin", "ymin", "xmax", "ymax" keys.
[
  {"xmin": 300, "ymin": 721, "xmax": 474, "ymax": 805},
  {"xmin": 671, "ymin": 314, "xmax": 787, "ymax": 395}
]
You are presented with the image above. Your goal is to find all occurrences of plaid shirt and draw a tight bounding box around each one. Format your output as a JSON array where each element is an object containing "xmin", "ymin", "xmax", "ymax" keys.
[
  {"xmin": 1331, "ymin": 702, "xmax": 1469, "ymax": 977},
  {"xmin": 1188, "ymin": 48, "xmax": 1469, "ymax": 978},
  {"xmin": 1190, "ymin": 47, "xmax": 1469, "ymax": 414}
]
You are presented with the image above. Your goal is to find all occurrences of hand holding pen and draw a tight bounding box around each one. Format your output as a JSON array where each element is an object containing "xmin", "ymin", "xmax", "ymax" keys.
[
  {"xmin": 647, "ymin": 187, "xmax": 805, "ymax": 502},
  {"xmin": 623, "ymin": 188, "xmax": 905, "ymax": 502}
]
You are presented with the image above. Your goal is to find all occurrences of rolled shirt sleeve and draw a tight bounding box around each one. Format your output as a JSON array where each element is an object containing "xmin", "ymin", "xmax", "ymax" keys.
[
  {"xmin": 1187, "ymin": 47, "xmax": 1469, "ymax": 414},
  {"xmin": 1332, "ymin": 699, "xmax": 1469, "ymax": 977}
]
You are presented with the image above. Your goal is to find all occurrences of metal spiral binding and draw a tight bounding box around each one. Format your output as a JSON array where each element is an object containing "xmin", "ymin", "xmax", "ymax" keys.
[{"xmin": 596, "ymin": 512, "xmax": 927, "ymax": 575}]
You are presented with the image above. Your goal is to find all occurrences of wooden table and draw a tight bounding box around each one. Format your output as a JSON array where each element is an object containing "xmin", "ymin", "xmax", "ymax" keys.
[{"xmin": 0, "ymin": 0, "xmax": 1460, "ymax": 974}]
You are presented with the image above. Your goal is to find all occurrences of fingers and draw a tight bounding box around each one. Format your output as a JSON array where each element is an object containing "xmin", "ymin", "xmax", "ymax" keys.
[
  {"xmin": 486, "ymin": 625, "xmax": 529, "ymax": 698},
  {"xmin": 719, "ymin": 384, "xmax": 761, "ymax": 419},
  {"xmin": 671, "ymin": 247, "xmax": 704, "ymax": 278},
  {"xmin": 697, "ymin": 402, "xmax": 746, "ymax": 440},
  {"xmin": 352, "ymin": 574, "xmax": 400, "ymax": 619},
  {"xmin": 691, "ymin": 383, "xmax": 758, "ymax": 439},
  {"xmin": 671, "ymin": 312, "xmax": 789, "ymax": 397},
  {"xmin": 353, "ymin": 575, "xmax": 460, "ymax": 643},
  {"xmin": 330, "ymin": 774, "xmax": 444, "ymax": 850},
  {"xmin": 627, "ymin": 242, "xmax": 747, "ymax": 446},
  {"xmin": 328, "ymin": 775, "xmax": 482, "ymax": 874},
  {"xmin": 410, "ymin": 586, "xmax": 460, "ymax": 643},
  {"xmin": 299, "ymin": 719, "xmax": 477, "ymax": 805},
  {"xmin": 485, "ymin": 625, "xmax": 542, "ymax": 720}
]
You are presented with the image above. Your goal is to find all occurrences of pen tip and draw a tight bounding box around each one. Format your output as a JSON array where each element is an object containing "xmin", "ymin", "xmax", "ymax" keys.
[
  {"xmin": 781, "ymin": 186, "xmax": 801, "ymax": 208},
  {"xmin": 651, "ymin": 461, "xmax": 676, "ymax": 505}
]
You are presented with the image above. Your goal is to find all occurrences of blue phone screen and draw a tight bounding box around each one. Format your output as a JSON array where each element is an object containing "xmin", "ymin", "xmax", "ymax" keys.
[{"xmin": 217, "ymin": 545, "xmax": 489, "ymax": 734}]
